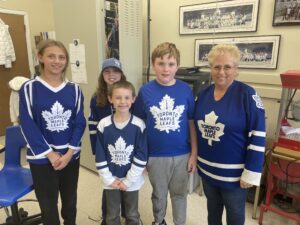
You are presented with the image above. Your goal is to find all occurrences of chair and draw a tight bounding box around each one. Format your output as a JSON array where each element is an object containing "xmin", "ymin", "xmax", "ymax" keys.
[
  {"xmin": 259, "ymin": 156, "xmax": 300, "ymax": 224},
  {"xmin": 0, "ymin": 126, "xmax": 42, "ymax": 225}
]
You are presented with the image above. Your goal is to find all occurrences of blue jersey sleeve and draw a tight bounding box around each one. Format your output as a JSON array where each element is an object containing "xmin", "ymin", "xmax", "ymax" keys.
[
  {"xmin": 132, "ymin": 90, "xmax": 146, "ymax": 120},
  {"xmin": 95, "ymin": 120, "xmax": 115, "ymax": 186},
  {"xmin": 241, "ymin": 88, "xmax": 266, "ymax": 186},
  {"xmin": 68, "ymin": 85, "xmax": 86, "ymax": 150},
  {"xmin": 19, "ymin": 81, "xmax": 52, "ymax": 158},
  {"xmin": 88, "ymin": 96, "xmax": 98, "ymax": 155},
  {"xmin": 123, "ymin": 117, "xmax": 148, "ymax": 188}
]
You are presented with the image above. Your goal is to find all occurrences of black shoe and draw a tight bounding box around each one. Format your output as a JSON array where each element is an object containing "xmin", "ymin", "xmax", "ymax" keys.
[
  {"xmin": 100, "ymin": 219, "xmax": 107, "ymax": 225},
  {"xmin": 151, "ymin": 219, "xmax": 167, "ymax": 225}
]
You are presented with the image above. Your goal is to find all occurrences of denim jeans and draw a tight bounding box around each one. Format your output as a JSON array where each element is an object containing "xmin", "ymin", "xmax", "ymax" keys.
[{"xmin": 202, "ymin": 179, "xmax": 248, "ymax": 225}]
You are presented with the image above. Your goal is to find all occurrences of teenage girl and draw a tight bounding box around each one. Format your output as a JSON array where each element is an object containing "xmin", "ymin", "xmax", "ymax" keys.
[{"xmin": 19, "ymin": 39, "xmax": 86, "ymax": 225}]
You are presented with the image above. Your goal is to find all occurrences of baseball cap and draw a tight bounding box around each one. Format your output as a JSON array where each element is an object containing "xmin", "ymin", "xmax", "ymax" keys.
[{"xmin": 101, "ymin": 58, "xmax": 122, "ymax": 72}]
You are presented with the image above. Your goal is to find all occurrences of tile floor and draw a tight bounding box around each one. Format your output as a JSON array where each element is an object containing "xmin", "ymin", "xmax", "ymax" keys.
[{"xmin": 0, "ymin": 135, "xmax": 298, "ymax": 225}]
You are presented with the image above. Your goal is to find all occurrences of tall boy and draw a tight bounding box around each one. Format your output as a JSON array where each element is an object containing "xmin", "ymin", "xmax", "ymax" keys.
[
  {"xmin": 95, "ymin": 81, "xmax": 147, "ymax": 225},
  {"xmin": 133, "ymin": 42, "xmax": 197, "ymax": 225}
]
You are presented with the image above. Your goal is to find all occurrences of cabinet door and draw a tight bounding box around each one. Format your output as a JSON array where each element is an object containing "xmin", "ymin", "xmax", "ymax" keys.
[{"xmin": 0, "ymin": 12, "xmax": 31, "ymax": 135}]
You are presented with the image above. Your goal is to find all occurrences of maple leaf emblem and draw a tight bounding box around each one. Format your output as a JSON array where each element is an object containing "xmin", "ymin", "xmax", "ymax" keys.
[
  {"xmin": 198, "ymin": 111, "xmax": 224, "ymax": 146},
  {"xmin": 42, "ymin": 101, "xmax": 72, "ymax": 132},
  {"xmin": 150, "ymin": 94, "xmax": 184, "ymax": 133},
  {"xmin": 108, "ymin": 137, "xmax": 134, "ymax": 166},
  {"xmin": 252, "ymin": 92, "xmax": 264, "ymax": 109}
]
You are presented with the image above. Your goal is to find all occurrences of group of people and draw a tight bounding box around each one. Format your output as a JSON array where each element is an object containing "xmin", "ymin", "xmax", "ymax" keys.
[{"xmin": 18, "ymin": 39, "xmax": 266, "ymax": 225}]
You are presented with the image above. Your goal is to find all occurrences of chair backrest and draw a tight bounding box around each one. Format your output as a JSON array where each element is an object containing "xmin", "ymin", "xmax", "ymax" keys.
[{"xmin": 3, "ymin": 126, "xmax": 27, "ymax": 169}]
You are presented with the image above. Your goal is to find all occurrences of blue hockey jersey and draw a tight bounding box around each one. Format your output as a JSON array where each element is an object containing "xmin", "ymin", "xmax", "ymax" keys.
[
  {"xmin": 133, "ymin": 79, "xmax": 195, "ymax": 157},
  {"xmin": 19, "ymin": 76, "xmax": 86, "ymax": 164},
  {"xmin": 194, "ymin": 80, "xmax": 266, "ymax": 189},
  {"xmin": 88, "ymin": 95, "xmax": 113, "ymax": 155},
  {"xmin": 95, "ymin": 114, "xmax": 147, "ymax": 191}
]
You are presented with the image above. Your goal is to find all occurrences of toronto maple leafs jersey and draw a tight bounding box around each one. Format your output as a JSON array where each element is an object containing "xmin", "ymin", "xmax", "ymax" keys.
[
  {"xmin": 194, "ymin": 80, "xmax": 266, "ymax": 189},
  {"xmin": 133, "ymin": 79, "xmax": 195, "ymax": 157},
  {"xmin": 19, "ymin": 76, "xmax": 86, "ymax": 164},
  {"xmin": 88, "ymin": 95, "xmax": 113, "ymax": 155},
  {"xmin": 95, "ymin": 114, "xmax": 147, "ymax": 191}
]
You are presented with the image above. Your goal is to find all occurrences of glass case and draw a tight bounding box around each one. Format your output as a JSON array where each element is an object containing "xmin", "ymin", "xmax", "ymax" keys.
[{"xmin": 275, "ymin": 70, "xmax": 300, "ymax": 151}]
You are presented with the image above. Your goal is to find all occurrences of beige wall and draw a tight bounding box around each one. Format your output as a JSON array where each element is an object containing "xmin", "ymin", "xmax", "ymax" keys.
[{"xmin": 0, "ymin": 0, "xmax": 55, "ymax": 53}]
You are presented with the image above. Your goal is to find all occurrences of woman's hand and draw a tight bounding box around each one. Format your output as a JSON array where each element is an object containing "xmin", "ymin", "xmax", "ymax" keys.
[{"xmin": 240, "ymin": 179, "xmax": 253, "ymax": 189}]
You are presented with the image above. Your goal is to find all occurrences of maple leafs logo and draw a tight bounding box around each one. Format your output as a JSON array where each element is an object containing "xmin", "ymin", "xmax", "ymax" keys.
[
  {"xmin": 42, "ymin": 101, "xmax": 72, "ymax": 132},
  {"xmin": 108, "ymin": 137, "xmax": 133, "ymax": 166},
  {"xmin": 150, "ymin": 94, "xmax": 184, "ymax": 133},
  {"xmin": 252, "ymin": 92, "xmax": 264, "ymax": 109},
  {"xmin": 198, "ymin": 111, "xmax": 225, "ymax": 146}
]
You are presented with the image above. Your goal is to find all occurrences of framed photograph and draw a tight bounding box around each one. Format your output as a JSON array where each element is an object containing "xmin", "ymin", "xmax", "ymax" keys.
[
  {"xmin": 179, "ymin": 0, "xmax": 260, "ymax": 34},
  {"xmin": 194, "ymin": 35, "xmax": 281, "ymax": 69},
  {"xmin": 272, "ymin": 0, "xmax": 300, "ymax": 26}
]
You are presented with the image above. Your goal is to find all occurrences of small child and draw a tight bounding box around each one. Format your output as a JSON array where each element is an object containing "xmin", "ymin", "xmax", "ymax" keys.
[
  {"xmin": 133, "ymin": 42, "xmax": 197, "ymax": 225},
  {"xmin": 95, "ymin": 80, "xmax": 147, "ymax": 225}
]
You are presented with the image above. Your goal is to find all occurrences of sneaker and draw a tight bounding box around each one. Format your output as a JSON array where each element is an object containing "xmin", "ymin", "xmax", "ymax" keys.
[
  {"xmin": 121, "ymin": 217, "xmax": 126, "ymax": 225},
  {"xmin": 151, "ymin": 219, "xmax": 167, "ymax": 225}
]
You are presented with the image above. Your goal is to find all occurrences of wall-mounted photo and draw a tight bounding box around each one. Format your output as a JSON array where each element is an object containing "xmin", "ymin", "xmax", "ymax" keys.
[
  {"xmin": 179, "ymin": 0, "xmax": 260, "ymax": 35},
  {"xmin": 194, "ymin": 35, "xmax": 281, "ymax": 69},
  {"xmin": 273, "ymin": 0, "xmax": 300, "ymax": 26}
]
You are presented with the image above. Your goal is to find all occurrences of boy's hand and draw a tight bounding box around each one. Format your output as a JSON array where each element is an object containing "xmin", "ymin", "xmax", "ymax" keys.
[
  {"xmin": 111, "ymin": 179, "xmax": 121, "ymax": 189},
  {"xmin": 118, "ymin": 181, "xmax": 127, "ymax": 191},
  {"xmin": 187, "ymin": 154, "xmax": 197, "ymax": 174}
]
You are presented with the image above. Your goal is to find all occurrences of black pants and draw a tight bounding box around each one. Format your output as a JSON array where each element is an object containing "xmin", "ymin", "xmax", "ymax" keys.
[
  {"xmin": 105, "ymin": 190, "xmax": 139, "ymax": 225},
  {"xmin": 30, "ymin": 158, "xmax": 80, "ymax": 225}
]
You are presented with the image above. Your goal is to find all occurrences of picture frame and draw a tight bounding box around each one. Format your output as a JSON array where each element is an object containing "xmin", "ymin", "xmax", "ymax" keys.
[
  {"xmin": 179, "ymin": 0, "xmax": 260, "ymax": 35},
  {"xmin": 194, "ymin": 35, "xmax": 281, "ymax": 69},
  {"xmin": 272, "ymin": 0, "xmax": 300, "ymax": 26}
]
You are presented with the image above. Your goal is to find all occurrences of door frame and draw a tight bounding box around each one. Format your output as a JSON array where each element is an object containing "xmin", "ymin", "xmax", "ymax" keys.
[{"xmin": 0, "ymin": 8, "xmax": 34, "ymax": 75}]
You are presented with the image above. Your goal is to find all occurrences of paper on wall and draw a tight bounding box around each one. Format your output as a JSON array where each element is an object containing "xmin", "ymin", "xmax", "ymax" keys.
[{"xmin": 69, "ymin": 43, "xmax": 87, "ymax": 84}]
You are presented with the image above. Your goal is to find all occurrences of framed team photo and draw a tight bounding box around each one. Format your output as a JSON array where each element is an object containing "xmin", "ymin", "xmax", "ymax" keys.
[
  {"xmin": 194, "ymin": 35, "xmax": 281, "ymax": 69},
  {"xmin": 272, "ymin": 0, "xmax": 300, "ymax": 26},
  {"xmin": 179, "ymin": 0, "xmax": 260, "ymax": 34}
]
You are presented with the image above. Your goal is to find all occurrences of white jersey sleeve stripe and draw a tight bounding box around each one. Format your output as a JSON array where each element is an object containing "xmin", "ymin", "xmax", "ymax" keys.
[
  {"xmin": 133, "ymin": 157, "xmax": 147, "ymax": 165},
  {"xmin": 198, "ymin": 166, "xmax": 240, "ymax": 182},
  {"xmin": 198, "ymin": 156, "xmax": 245, "ymax": 169},
  {"xmin": 247, "ymin": 144, "xmax": 265, "ymax": 152},
  {"xmin": 24, "ymin": 82, "xmax": 33, "ymax": 119},
  {"xmin": 248, "ymin": 130, "xmax": 266, "ymax": 137},
  {"xmin": 96, "ymin": 161, "xmax": 108, "ymax": 167}
]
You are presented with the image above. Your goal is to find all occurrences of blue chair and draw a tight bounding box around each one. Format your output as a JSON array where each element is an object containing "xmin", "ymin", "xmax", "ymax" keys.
[{"xmin": 0, "ymin": 126, "xmax": 42, "ymax": 225}]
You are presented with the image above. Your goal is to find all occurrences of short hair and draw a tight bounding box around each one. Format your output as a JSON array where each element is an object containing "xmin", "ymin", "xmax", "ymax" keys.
[
  {"xmin": 207, "ymin": 44, "xmax": 241, "ymax": 66},
  {"xmin": 108, "ymin": 80, "xmax": 136, "ymax": 98},
  {"xmin": 151, "ymin": 42, "xmax": 180, "ymax": 65},
  {"xmin": 37, "ymin": 39, "xmax": 69, "ymax": 75}
]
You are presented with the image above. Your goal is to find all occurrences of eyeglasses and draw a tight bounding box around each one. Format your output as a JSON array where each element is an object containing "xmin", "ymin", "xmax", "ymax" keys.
[{"xmin": 212, "ymin": 65, "xmax": 236, "ymax": 72}]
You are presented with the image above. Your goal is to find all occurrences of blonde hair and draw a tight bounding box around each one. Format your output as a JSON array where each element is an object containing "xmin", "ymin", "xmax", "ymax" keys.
[
  {"xmin": 37, "ymin": 39, "xmax": 69, "ymax": 75},
  {"xmin": 151, "ymin": 42, "xmax": 180, "ymax": 65},
  {"xmin": 207, "ymin": 44, "xmax": 241, "ymax": 66}
]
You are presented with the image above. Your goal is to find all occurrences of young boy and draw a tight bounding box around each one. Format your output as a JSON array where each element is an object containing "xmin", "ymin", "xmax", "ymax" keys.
[
  {"xmin": 95, "ymin": 80, "xmax": 147, "ymax": 225},
  {"xmin": 133, "ymin": 42, "xmax": 197, "ymax": 225}
]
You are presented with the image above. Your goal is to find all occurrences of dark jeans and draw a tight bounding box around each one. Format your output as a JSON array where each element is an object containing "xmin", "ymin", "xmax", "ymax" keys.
[
  {"xmin": 105, "ymin": 190, "xmax": 139, "ymax": 225},
  {"xmin": 30, "ymin": 158, "xmax": 80, "ymax": 225},
  {"xmin": 202, "ymin": 179, "xmax": 248, "ymax": 225}
]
